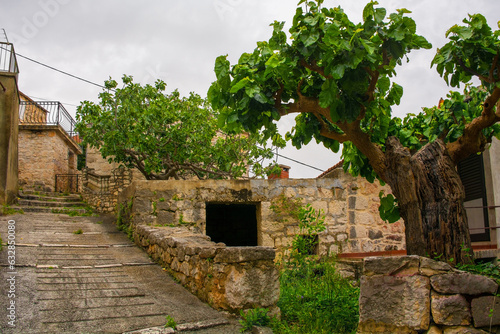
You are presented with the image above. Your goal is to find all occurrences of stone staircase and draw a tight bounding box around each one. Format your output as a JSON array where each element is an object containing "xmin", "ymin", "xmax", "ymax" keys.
[{"xmin": 15, "ymin": 190, "xmax": 91, "ymax": 215}]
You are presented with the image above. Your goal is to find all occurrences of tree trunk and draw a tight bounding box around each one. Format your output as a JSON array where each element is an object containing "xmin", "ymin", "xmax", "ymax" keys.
[{"xmin": 384, "ymin": 137, "xmax": 473, "ymax": 264}]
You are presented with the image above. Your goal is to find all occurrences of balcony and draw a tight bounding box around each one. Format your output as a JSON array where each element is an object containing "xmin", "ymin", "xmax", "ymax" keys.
[
  {"xmin": 19, "ymin": 100, "xmax": 81, "ymax": 147},
  {"xmin": 0, "ymin": 30, "xmax": 19, "ymax": 74}
]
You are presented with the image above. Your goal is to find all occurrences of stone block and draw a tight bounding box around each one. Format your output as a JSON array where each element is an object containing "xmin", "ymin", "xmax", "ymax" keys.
[
  {"xmin": 471, "ymin": 296, "xmax": 500, "ymax": 328},
  {"xmin": 214, "ymin": 247, "xmax": 275, "ymax": 263},
  {"xmin": 426, "ymin": 325, "xmax": 443, "ymax": 334},
  {"xmin": 355, "ymin": 195, "xmax": 369, "ymax": 210},
  {"xmin": 368, "ymin": 229, "xmax": 383, "ymax": 240},
  {"xmin": 431, "ymin": 272, "xmax": 498, "ymax": 295},
  {"xmin": 431, "ymin": 292, "xmax": 471, "ymax": 326},
  {"xmin": 419, "ymin": 257, "xmax": 452, "ymax": 276},
  {"xmin": 443, "ymin": 327, "xmax": 490, "ymax": 334},
  {"xmin": 364, "ymin": 256, "xmax": 420, "ymax": 277},
  {"xmin": 225, "ymin": 266, "xmax": 280, "ymax": 310},
  {"xmin": 358, "ymin": 275, "xmax": 430, "ymax": 331}
]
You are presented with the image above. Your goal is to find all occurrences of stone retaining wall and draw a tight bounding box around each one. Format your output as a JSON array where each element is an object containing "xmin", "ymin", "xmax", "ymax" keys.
[
  {"xmin": 117, "ymin": 178, "xmax": 405, "ymax": 256},
  {"xmin": 358, "ymin": 256, "xmax": 500, "ymax": 333},
  {"xmin": 81, "ymin": 167, "xmax": 132, "ymax": 212},
  {"xmin": 123, "ymin": 212, "xmax": 280, "ymax": 313}
]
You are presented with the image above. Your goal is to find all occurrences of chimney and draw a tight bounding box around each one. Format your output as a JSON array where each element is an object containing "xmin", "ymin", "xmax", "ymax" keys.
[{"xmin": 268, "ymin": 164, "xmax": 290, "ymax": 179}]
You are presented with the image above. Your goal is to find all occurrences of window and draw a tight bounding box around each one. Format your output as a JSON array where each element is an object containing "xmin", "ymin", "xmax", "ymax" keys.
[
  {"xmin": 458, "ymin": 153, "xmax": 490, "ymax": 242},
  {"xmin": 205, "ymin": 203, "xmax": 258, "ymax": 246}
]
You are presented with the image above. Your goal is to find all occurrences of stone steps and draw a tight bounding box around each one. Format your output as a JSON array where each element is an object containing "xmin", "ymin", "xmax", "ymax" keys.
[
  {"xmin": 16, "ymin": 191, "xmax": 91, "ymax": 215},
  {"xmin": 20, "ymin": 193, "xmax": 82, "ymax": 202},
  {"xmin": 18, "ymin": 199, "xmax": 85, "ymax": 207}
]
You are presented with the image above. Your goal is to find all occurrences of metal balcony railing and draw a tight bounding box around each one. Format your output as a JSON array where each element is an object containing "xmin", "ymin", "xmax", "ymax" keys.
[
  {"xmin": 0, "ymin": 30, "xmax": 19, "ymax": 74},
  {"xmin": 19, "ymin": 100, "xmax": 81, "ymax": 144}
]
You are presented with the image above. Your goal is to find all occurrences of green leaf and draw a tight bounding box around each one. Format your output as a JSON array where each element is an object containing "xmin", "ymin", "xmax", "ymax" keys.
[
  {"xmin": 362, "ymin": 2, "xmax": 374, "ymax": 22},
  {"xmin": 301, "ymin": 30, "xmax": 320, "ymax": 47},
  {"xmin": 331, "ymin": 64, "xmax": 345, "ymax": 79},
  {"xmin": 446, "ymin": 25, "xmax": 473, "ymax": 39},
  {"xmin": 387, "ymin": 83, "xmax": 403, "ymax": 105},
  {"xmin": 265, "ymin": 54, "xmax": 282, "ymax": 68},
  {"xmin": 360, "ymin": 39, "xmax": 376, "ymax": 54},
  {"xmin": 374, "ymin": 8, "xmax": 386, "ymax": 23},
  {"xmin": 319, "ymin": 79, "xmax": 338, "ymax": 108},
  {"xmin": 214, "ymin": 55, "xmax": 230, "ymax": 80},
  {"xmin": 378, "ymin": 76, "xmax": 390, "ymax": 94},
  {"xmin": 230, "ymin": 77, "xmax": 251, "ymax": 93},
  {"xmin": 227, "ymin": 112, "xmax": 239, "ymax": 124}
]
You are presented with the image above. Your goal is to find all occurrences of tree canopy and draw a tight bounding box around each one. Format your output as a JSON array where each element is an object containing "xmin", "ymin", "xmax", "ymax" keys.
[
  {"xmin": 208, "ymin": 0, "xmax": 500, "ymax": 183},
  {"xmin": 76, "ymin": 75, "xmax": 274, "ymax": 180},
  {"xmin": 208, "ymin": 0, "xmax": 500, "ymax": 263}
]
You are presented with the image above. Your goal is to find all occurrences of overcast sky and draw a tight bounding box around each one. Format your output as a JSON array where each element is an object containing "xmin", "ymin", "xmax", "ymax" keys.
[{"xmin": 1, "ymin": 0, "xmax": 498, "ymax": 178}]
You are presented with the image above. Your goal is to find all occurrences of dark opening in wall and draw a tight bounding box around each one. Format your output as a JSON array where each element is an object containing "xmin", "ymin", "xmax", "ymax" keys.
[{"xmin": 205, "ymin": 203, "xmax": 258, "ymax": 246}]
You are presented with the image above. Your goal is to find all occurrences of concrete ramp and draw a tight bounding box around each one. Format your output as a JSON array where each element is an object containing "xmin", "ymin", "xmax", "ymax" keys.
[{"xmin": 0, "ymin": 213, "xmax": 242, "ymax": 333}]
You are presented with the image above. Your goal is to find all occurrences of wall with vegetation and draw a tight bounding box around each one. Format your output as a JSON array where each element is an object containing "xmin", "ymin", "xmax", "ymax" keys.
[{"xmin": 117, "ymin": 178, "xmax": 405, "ymax": 256}]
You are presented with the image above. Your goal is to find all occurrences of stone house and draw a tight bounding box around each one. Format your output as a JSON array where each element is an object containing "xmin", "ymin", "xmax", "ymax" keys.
[{"xmin": 18, "ymin": 92, "xmax": 82, "ymax": 192}]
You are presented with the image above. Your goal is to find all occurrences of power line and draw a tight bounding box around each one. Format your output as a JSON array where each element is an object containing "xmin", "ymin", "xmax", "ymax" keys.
[
  {"xmin": 273, "ymin": 151, "xmax": 325, "ymax": 172},
  {"xmin": 15, "ymin": 52, "xmax": 107, "ymax": 90},
  {"xmin": 257, "ymin": 146, "xmax": 325, "ymax": 172},
  {"xmin": 3, "ymin": 45, "xmax": 326, "ymax": 173},
  {"xmin": 26, "ymin": 94, "xmax": 81, "ymax": 108},
  {"xmin": 0, "ymin": 44, "xmax": 108, "ymax": 90}
]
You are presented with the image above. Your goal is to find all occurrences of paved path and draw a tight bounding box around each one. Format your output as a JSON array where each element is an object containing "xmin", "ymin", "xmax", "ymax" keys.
[{"xmin": 0, "ymin": 212, "xmax": 243, "ymax": 334}]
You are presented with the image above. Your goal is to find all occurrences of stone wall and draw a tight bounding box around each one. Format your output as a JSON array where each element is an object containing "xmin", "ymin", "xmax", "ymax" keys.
[
  {"xmin": 128, "ymin": 222, "xmax": 279, "ymax": 314},
  {"xmin": 81, "ymin": 167, "xmax": 132, "ymax": 212},
  {"xmin": 18, "ymin": 126, "xmax": 78, "ymax": 191},
  {"xmin": 0, "ymin": 72, "xmax": 19, "ymax": 205},
  {"xmin": 358, "ymin": 256, "xmax": 500, "ymax": 333},
  {"xmin": 117, "ymin": 178, "xmax": 405, "ymax": 256}
]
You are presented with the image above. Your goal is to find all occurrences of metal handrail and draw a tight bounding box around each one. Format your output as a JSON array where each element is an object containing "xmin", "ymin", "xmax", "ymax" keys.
[
  {"xmin": 19, "ymin": 100, "xmax": 80, "ymax": 143},
  {"xmin": 55, "ymin": 174, "xmax": 80, "ymax": 193},
  {"xmin": 0, "ymin": 34, "xmax": 19, "ymax": 73}
]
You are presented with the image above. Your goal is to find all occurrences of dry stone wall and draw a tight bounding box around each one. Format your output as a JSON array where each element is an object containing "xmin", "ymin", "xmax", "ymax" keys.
[
  {"xmin": 358, "ymin": 256, "xmax": 500, "ymax": 333},
  {"xmin": 130, "ymin": 223, "xmax": 279, "ymax": 314},
  {"xmin": 81, "ymin": 167, "xmax": 132, "ymax": 212},
  {"xmin": 117, "ymin": 178, "xmax": 405, "ymax": 256}
]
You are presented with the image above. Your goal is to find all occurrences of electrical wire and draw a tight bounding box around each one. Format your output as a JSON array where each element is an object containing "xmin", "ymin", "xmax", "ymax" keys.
[
  {"xmin": 0, "ymin": 44, "xmax": 108, "ymax": 90},
  {"xmin": 3, "ymin": 45, "xmax": 326, "ymax": 173},
  {"xmin": 257, "ymin": 146, "xmax": 325, "ymax": 172},
  {"xmin": 15, "ymin": 51, "xmax": 108, "ymax": 90}
]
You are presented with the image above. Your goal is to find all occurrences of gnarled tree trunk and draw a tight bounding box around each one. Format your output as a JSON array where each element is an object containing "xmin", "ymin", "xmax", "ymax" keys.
[{"xmin": 384, "ymin": 137, "xmax": 473, "ymax": 264}]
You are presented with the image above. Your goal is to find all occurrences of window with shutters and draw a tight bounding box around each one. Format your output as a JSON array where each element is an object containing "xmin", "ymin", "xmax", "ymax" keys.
[{"xmin": 457, "ymin": 153, "xmax": 490, "ymax": 242}]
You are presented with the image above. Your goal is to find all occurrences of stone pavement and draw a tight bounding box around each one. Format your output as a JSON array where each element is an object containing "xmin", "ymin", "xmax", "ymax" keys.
[{"xmin": 0, "ymin": 212, "xmax": 244, "ymax": 334}]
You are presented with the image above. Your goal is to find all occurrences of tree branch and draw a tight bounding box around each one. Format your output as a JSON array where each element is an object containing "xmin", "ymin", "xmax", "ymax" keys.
[
  {"xmin": 456, "ymin": 58, "xmax": 491, "ymax": 83},
  {"xmin": 300, "ymin": 59, "xmax": 332, "ymax": 79},
  {"xmin": 448, "ymin": 87, "xmax": 500, "ymax": 163},
  {"xmin": 312, "ymin": 112, "xmax": 348, "ymax": 142},
  {"xmin": 489, "ymin": 53, "xmax": 498, "ymax": 83}
]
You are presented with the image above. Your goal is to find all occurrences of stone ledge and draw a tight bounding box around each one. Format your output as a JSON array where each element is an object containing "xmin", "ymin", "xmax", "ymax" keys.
[{"xmin": 131, "ymin": 223, "xmax": 280, "ymax": 314}]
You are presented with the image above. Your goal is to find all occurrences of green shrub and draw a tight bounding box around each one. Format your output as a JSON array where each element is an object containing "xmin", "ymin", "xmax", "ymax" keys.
[
  {"xmin": 457, "ymin": 260, "xmax": 500, "ymax": 284},
  {"xmin": 272, "ymin": 259, "xmax": 359, "ymax": 334},
  {"xmin": 270, "ymin": 195, "xmax": 359, "ymax": 333},
  {"xmin": 239, "ymin": 308, "xmax": 271, "ymax": 332},
  {"xmin": 164, "ymin": 315, "xmax": 177, "ymax": 329}
]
